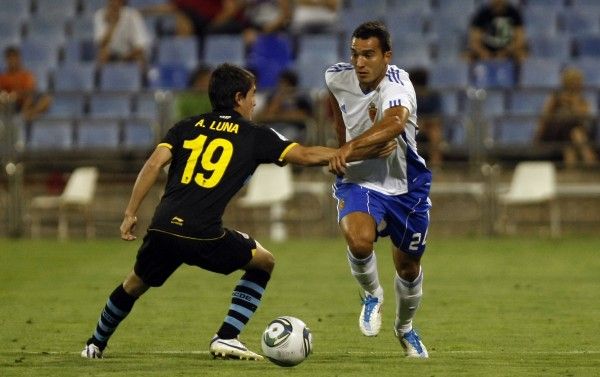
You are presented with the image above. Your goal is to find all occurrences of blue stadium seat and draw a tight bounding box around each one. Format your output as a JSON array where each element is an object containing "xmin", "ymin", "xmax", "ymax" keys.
[
  {"xmin": 433, "ymin": 33, "xmax": 467, "ymax": 61},
  {"xmin": 0, "ymin": 18, "xmax": 23, "ymax": 45},
  {"xmin": 386, "ymin": 0, "xmax": 431, "ymax": 14},
  {"xmin": 443, "ymin": 116, "xmax": 466, "ymax": 146},
  {"xmin": 0, "ymin": 0, "xmax": 31, "ymax": 22},
  {"xmin": 560, "ymin": 10, "xmax": 600, "ymax": 36},
  {"xmin": 481, "ymin": 90, "xmax": 506, "ymax": 117},
  {"xmin": 53, "ymin": 64, "xmax": 95, "ymax": 92},
  {"xmin": 129, "ymin": 0, "xmax": 165, "ymax": 7},
  {"xmin": 20, "ymin": 38, "xmax": 60, "ymax": 70},
  {"xmin": 494, "ymin": 117, "xmax": 537, "ymax": 146},
  {"xmin": 528, "ymin": 34, "xmax": 571, "ymax": 61},
  {"xmin": 429, "ymin": 13, "xmax": 469, "ymax": 40},
  {"xmin": 81, "ymin": 0, "xmax": 105, "ymax": 15},
  {"xmin": 77, "ymin": 120, "xmax": 120, "ymax": 149},
  {"xmin": 436, "ymin": 0, "xmax": 476, "ymax": 18},
  {"xmin": 70, "ymin": 15, "xmax": 95, "ymax": 40},
  {"xmin": 574, "ymin": 35, "xmax": 600, "ymax": 58},
  {"xmin": 295, "ymin": 35, "xmax": 341, "ymax": 90},
  {"xmin": 26, "ymin": 14, "xmax": 68, "ymax": 44},
  {"xmin": 89, "ymin": 93, "xmax": 132, "ymax": 118},
  {"xmin": 519, "ymin": 59, "xmax": 561, "ymax": 88},
  {"xmin": 523, "ymin": 8, "xmax": 559, "ymax": 36},
  {"xmin": 99, "ymin": 63, "xmax": 142, "ymax": 91},
  {"xmin": 27, "ymin": 63, "xmax": 51, "ymax": 92},
  {"xmin": 385, "ymin": 10, "xmax": 429, "ymax": 37},
  {"xmin": 134, "ymin": 92, "xmax": 157, "ymax": 119},
  {"xmin": 29, "ymin": 119, "xmax": 73, "ymax": 150},
  {"xmin": 507, "ymin": 90, "xmax": 548, "ymax": 116},
  {"xmin": 429, "ymin": 61, "xmax": 469, "ymax": 89},
  {"xmin": 571, "ymin": 0, "xmax": 600, "ymax": 9},
  {"xmin": 471, "ymin": 60, "xmax": 516, "ymax": 89},
  {"xmin": 440, "ymin": 90, "xmax": 459, "ymax": 116},
  {"xmin": 203, "ymin": 34, "xmax": 245, "ymax": 67},
  {"xmin": 63, "ymin": 39, "xmax": 98, "ymax": 63},
  {"xmin": 526, "ymin": 0, "xmax": 564, "ymax": 7},
  {"xmin": 156, "ymin": 36, "xmax": 199, "ymax": 70},
  {"xmin": 146, "ymin": 64, "xmax": 189, "ymax": 90},
  {"xmin": 347, "ymin": 0, "xmax": 386, "ymax": 18},
  {"xmin": 395, "ymin": 37, "xmax": 432, "ymax": 70},
  {"xmin": 44, "ymin": 93, "xmax": 85, "ymax": 118},
  {"xmin": 34, "ymin": 0, "xmax": 77, "ymax": 18},
  {"xmin": 124, "ymin": 118, "xmax": 155, "ymax": 149}
]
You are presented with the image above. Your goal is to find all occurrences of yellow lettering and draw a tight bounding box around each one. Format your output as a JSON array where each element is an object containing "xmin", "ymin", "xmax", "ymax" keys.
[
  {"xmin": 207, "ymin": 121, "xmax": 239, "ymax": 134},
  {"xmin": 194, "ymin": 119, "xmax": 205, "ymax": 128}
]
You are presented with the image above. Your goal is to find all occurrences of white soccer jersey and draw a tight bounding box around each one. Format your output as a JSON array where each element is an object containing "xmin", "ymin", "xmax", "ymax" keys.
[{"xmin": 325, "ymin": 63, "xmax": 430, "ymax": 195}]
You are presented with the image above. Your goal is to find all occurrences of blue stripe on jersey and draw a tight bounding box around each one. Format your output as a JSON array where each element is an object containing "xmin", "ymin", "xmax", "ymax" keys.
[
  {"xmin": 386, "ymin": 67, "xmax": 404, "ymax": 85},
  {"xmin": 401, "ymin": 134, "xmax": 431, "ymax": 192},
  {"xmin": 389, "ymin": 99, "xmax": 402, "ymax": 108},
  {"xmin": 327, "ymin": 63, "xmax": 353, "ymax": 72}
]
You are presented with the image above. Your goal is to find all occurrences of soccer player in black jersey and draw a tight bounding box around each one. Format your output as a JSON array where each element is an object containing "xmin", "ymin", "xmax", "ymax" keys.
[{"xmin": 81, "ymin": 63, "xmax": 399, "ymax": 360}]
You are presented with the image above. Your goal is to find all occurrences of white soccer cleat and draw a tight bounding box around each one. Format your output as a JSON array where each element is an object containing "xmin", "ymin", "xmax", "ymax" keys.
[
  {"xmin": 359, "ymin": 294, "xmax": 382, "ymax": 336},
  {"xmin": 81, "ymin": 343, "xmax": 103, "ymax": 359},
  {"xmin": 395, "ymin": 328, "xmax": 428, "ymax": 358},
  {"xmin": 209, "ymin": 335, "xmax": 264, "ymax": 361}
]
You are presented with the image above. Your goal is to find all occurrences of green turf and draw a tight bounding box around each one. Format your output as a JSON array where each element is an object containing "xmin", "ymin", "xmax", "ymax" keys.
[{"xmin": 1, "ymin": 236, "xmax": 599, "ymax": 376}]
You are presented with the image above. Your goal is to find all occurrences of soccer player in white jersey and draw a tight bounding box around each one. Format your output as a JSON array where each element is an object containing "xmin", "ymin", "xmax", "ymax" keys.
[{"xmin": 325, "ymin": 21, "xmax": 431, "ymax": 358}]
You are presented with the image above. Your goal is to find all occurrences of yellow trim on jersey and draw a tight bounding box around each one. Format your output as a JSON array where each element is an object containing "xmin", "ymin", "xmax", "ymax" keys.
[
  {"xmin": 279, "ymin": 142, "xmax": 299, "ymax": 162},
  {"xmin": 251, "ymin": 248, "xmax": 257, "ymax": 257},
  {"xmin": 148, "ymin": 228, "xmax": 226, "ymax": 241},
  {"xmin": 157, "ymin": 142, "xmax": 173, "ymax": 149}
]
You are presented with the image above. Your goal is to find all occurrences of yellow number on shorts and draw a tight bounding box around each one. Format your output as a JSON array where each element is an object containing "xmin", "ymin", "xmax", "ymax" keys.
[{"xmin": 181, "ymin": 135, "xmax": 233, "ymax": 188}]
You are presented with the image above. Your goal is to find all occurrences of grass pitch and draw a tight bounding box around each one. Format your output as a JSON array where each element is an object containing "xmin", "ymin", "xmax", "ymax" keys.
[{"xmin": 1, "ymin": 236, "xmax": 599, "ymax": 376}]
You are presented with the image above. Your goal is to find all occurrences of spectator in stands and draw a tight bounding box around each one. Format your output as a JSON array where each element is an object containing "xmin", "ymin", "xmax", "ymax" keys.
[
  {"xmin": 94, "ymin": 0, "xmax": 152, "ymax": 67},
  {"xmin": 242, "ymin": 0, "xmax": 292, "ymax": 47},
  {"xmin": 141, "ymin": 0, "xmax": 245, "ymax": 37},
  {"xmin": 467, "ymin": 0, "xmax": 527, "ymax": 64},
  {"xmin": 255, "ymin": 69, "xmax": 314, "ymax": 143},
  {"xmin": 410, "ymin": 68, "xmax": 443, "ymax": 168},
  {"xmin": 289, "ymin": 0, "xmax": 340, "ymax": 35},
  {"xmin": 536, "ymin": 67, "xmax": 598, "ymax": 168},
  {"xmin": 174, "ymin": 64, "xmax": 213, "ymax": 120},
  {"xmin": 0, "ymin": 46, "xmax": 52, "ymax": 122}
]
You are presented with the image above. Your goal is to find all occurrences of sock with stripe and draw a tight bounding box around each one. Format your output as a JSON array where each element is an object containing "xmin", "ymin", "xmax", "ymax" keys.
[
  {"xmin": 217, "ymin": 269, "xmax": 270, "ymax": 340},
  {"xmin": 88, "ymin": 284, "xmax": 138, "ymax": 350},
  {"xmin": 394, "ymin": 268, "xmax": 423, "ymax": 335}
]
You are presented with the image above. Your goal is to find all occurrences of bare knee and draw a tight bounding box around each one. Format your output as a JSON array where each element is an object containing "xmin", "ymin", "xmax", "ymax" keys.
[
  {"xmin": 341, "ymin": 213, "xmax": 376, "ymax": 258},
  {"xmin": 244, "ymin": 242, "xmax": 275, "ymax": 274},
  {"xmin": 122, "ymin": 270, "xmax": 150, "ymax": 297},
  {"xmin": 392, "ymin": 248, "xmax": 421, "ymax": 281}
]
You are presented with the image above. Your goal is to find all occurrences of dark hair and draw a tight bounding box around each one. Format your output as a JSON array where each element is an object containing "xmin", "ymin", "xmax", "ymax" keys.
[
  {"xmin": 352, "ymin": 21, "xmax": 391, "ymax": 53},
  {"xmin": 208, "ymin": 63, "xmax": 256, "ymax": 111}
]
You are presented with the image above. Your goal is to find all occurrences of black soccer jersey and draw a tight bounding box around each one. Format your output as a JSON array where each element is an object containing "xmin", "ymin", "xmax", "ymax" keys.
[{"xmin": 148, "ymin": 110, "xmax": 297, "ymax": 238}]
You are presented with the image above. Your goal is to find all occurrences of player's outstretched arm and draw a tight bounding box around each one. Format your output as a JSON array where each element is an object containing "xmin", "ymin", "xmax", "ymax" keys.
[
  {"xmin": 283, "ymin": 144, "xmax": 337, "ymax": 167},
  {"xmin": 120, "ymin": 146, "xmax": 172, "ymax": 240}
]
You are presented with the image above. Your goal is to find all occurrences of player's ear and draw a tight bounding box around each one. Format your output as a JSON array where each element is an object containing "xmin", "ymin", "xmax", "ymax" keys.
[{"xmin": 383, "ymin": 50, "xmax": 392, "ymax": 64}]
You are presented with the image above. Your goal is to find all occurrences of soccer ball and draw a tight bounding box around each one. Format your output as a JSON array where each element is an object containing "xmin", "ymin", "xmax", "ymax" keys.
[{"xmin": 261, "ymin": 316, "xmax": 312, "ymax": 367}]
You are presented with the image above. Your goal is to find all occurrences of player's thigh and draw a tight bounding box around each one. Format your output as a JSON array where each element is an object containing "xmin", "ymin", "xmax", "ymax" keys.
[
  {"xmin": 183, "ymin": 229, "xmax": 256, "ymax": 275},
  {"xmin": 134, "ymin": 231, "xmax": 183, "ymax": 287},
  {"xmin": 387, "ymin": 197, "xmax": 430, "ymax": 257},
  {"xmin": 243, "ymin": 240, "xmax": 274, "ymax": 273},
  {"xmin": 334, "ymin": 182, "xmax": 383, "ymax": 249}
]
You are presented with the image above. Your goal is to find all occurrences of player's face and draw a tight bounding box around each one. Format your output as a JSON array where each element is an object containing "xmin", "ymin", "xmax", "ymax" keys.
[
  {"xmin": 236, "ymin": 84, "xmax": 257, "ymax": 120},
  {"xmin": 351, "ymin": 37, "xmax": 391, "ymax": 91}
]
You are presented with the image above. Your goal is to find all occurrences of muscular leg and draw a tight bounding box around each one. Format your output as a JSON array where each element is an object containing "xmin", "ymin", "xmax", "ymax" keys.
[
  {"xmin": 392, "ymin": 245, "xmax": 423, "ymax": 335},
  {"xmin": 216, "ymin": 242, "xmax": 274, "ymax": 340},
  {"xmin": 85, "ymin": 270, "xmax": 150, "ymax": 352},
  {"xmin": 340, "ymin": 212, "xmax": 383, "ymax": 297}
]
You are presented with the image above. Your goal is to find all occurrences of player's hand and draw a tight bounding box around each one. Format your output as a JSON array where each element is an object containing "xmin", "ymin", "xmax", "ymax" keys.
[
  {"xmin": 120, "ymin": 214, "xmax": 138, "ymax": 241},
  {"xmin": 328, "ymin": 142, "xmax": 353, "ymax": 176}
]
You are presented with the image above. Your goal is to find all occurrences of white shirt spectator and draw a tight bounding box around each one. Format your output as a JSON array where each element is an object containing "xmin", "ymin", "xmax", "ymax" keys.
[{"xmin": 94, "ymin": 5, "xmax": 151, "ymax": 59}]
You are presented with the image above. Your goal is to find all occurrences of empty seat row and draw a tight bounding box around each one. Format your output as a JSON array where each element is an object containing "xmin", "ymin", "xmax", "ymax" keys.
[
  {"xmin": 25, "ymin": 118, "xmax": 156, "ymax": 151},
  {"xmin": 44, "ymin": 91, "xmax": 157, "ymax": 120}
]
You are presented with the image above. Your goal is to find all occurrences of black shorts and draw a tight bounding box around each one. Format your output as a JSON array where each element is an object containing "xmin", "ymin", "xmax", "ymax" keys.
[{"xmin": 134, "ymin": 228, "xmax": 256, "ymax": 287}]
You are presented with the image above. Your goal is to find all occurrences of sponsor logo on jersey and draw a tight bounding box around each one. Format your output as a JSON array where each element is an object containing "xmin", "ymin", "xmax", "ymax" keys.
[{"xmin": 171, "ymin": 216, "xmax": 184, "ymax": 226}]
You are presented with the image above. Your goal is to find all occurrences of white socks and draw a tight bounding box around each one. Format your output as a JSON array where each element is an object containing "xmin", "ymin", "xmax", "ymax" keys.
[
  {"xmin": 347, "ymin": 249, "xmax": 384, "ymax": 299},
  {"xmin": 394, "ymin": 268, "xmax": 423, "ymax": 335}
]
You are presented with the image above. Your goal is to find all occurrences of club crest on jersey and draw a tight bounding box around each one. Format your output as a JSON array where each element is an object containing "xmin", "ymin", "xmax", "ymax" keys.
[
  {"xmin": 171, "ymin": 216, "xmax": 184, "ymax": 226},
  {"xmin": 337, "ymin": 199, "xmax": 345, "ymax": 210},
  {"xmin": 368, "ymin": 102, "xmax": 377, "ymax": 123}
]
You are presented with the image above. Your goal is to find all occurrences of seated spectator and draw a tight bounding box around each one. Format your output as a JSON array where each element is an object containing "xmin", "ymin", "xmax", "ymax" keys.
[
  {"xmin": 410, "ymin": 68, "xmax": 444, "ymax": 168},
  {"xmin": 467, "ymin": 0, "xmax": 527, "ymax": 65},
  {"xmin": 536, "ymin": 67, "xmax": 598, "ymax": 168},
  {"xmin": 289, "ymin": 0, "xmax": 340, "ymax": 34},
  {"xmin": 255, "ymin": 69, "xmax": 313, "ymax": 143},
  {"xmin": 174, "ymin": 64, "xmax": 213, "ymax": 120},
  {"xmin": 141, "ymin": 0, "xmax": 245, "ymax": 37},
  {"xmin": 94, "ymin": 0, "xmax": 152, "ymax": 66},
  {"xmin": 0, "ymin": 46, "xmax": 52, "ymax": 122}
]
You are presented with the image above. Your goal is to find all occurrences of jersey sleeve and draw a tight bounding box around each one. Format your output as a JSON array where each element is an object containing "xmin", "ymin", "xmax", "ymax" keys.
[
  {"xmin": 380, "ymin": 79, "xmax": 416, "ymax": 115},
  {"xmin": 157, "ymin": 122, "xmax": 182, "ymax": 150},
  {"xmin": 253, "ymin": 126, "xmax": 297, "ymax": 166}
]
